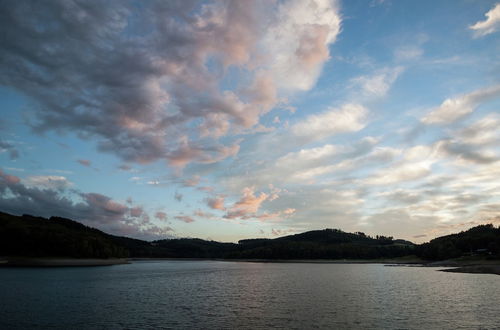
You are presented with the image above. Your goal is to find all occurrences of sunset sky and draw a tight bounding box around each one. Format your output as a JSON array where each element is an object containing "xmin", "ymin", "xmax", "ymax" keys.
[{"xmin": 1, "ymin": 0, "xmax": 499, "ymax": 243}]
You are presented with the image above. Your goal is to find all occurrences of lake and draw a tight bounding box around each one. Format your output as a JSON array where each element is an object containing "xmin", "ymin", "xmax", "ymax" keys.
[{"xmin": 0, "ymin": 260, "xmax": 498, "ymax": 329}]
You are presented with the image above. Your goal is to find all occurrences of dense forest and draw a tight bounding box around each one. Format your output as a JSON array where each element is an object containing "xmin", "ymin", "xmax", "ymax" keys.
[
  {"xmin": 415, "ymin": 224, "xmax": 500, "ymax": 260},
  {"xmin": 1, "ymin": 211, "xmax": 499, "ymax": 261},
  {"xmin": 0, "ymin": 212, "xmax": 128, "ymax": 258}
]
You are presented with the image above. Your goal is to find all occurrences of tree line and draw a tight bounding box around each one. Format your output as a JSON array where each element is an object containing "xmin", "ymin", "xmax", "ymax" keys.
[{"xmin": 1, "ymin": 211, "xmax": 498, "ymax": 261}]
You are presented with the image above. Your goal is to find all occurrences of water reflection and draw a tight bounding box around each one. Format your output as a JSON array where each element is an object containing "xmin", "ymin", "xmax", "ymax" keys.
[{"xmin": 0, "ymin": 261, "xmax": 498, "ymax": 329}]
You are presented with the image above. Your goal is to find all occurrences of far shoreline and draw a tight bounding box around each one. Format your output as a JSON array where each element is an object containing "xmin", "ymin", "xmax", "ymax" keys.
[
  {"xmin": 439, "ymin": 265, "xmax": 500, "ymax": 276},
  {"xmin": 0, "ymin": 257, "xmax": 130, "ymax": 267},
  {"xmin": 2, "ymin": 257, "xmax": 499, "ymax": 275},
  {"xmin": 131, "ymin": 256, "xmax": 425, "ymax": 265}
]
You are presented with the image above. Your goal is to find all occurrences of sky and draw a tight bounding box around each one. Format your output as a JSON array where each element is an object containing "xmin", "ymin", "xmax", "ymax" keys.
[{"xmin": 1, "ymin": 0, "xmax": 499, "ymax": 243}]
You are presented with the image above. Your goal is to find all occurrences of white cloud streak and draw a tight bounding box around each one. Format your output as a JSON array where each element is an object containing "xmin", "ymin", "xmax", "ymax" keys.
[
  {"xmin": 421, "ymin": 84, "xmax": 500, "ymax": 125},
  {"xmin": 469, "ymin": 3, "xmax": 500, "ymax": 37}
]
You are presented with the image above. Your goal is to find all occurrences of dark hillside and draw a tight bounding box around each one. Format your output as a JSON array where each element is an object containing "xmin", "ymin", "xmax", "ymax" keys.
[
  {"xmin": 2, "ymin": 210, "xmax": 497, "ymax": 262},
  {"xmin": 0, "ymin": 212, "xmax": 128, "ymax": 258},
  {"xmin": 416, "ymin": 224, "xmax": 500, "ymax": 260}
]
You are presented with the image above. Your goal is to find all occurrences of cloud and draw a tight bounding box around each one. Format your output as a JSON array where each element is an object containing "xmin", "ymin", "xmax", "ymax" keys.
[
  {"xmin": 365, "ymin": 163, "xmax": 432, "ymax": 185},
  {"xmin": 360, "ymin": 209, "xmax": 437, "ymax": 242},
  {"xmin": 363, "ymin": 145, "xmax": 438, "ymax": 185},
  {"xmin": 224, "ymin": 187, "xmax": 269, "ymax": 219},
  {"xmin": 260, "ymin": 0, "xmax": 341, "ymax": 91},
  {"xmin": 0, "ymin": 0, "xmax": 341, "ymax": 168},
  {"xmin": 129, "ymin": 206, "xmax": 143, "ymax": 218},
  {"xmin": 275, "ymin": 144, "xmax": 340, "ymax": 177},
  {"xmin": 254, "ymin": 137, "xmax": 380, "ymax": 184},
  {"xmin": 24, "ymin": 175, "xmax": 72, "ymax": 190},
  {"xmin": 77, "ymin": 159, "xmax": 91, "ymax": 167},
  {"xmin": 350, "ymin": 67, "xmax": 404, "ymax": 98},
  {"xmin": 80, "ymin": 193, "xmax": 130, "ymax": 223},
  {"xmin": 440, "ymin": 140, "xmax": 497, "ymax": 164},
  {"xmin": 205, "ymin": 196, "xmax": 226, "ymax": 210},
  {"xmin": 427, "ymin": 113, "xmax": 500, "ymax": 165},
  {"xmin": 454, "ymin": 113, "xmax": 500, "ymax": 145},
  {"xmin": 197, "ymin": 186, "xmax": 214, "ymax": 193},
  {"xmin": 118, "ymin": 164, "xmax": 133, "ymax": 171},
  {"xmin": 271, "ymin": 228, "xmax": 297, "ymax": 236},
  {"xmin": 421, "ymin": 84, "xmax": 500, "ymax": 125},
  {"xmin": 378, "ymin": 190, "xmax": 422, "ymax": 205},
  {"xmin": 155, "ymin": 211, "xmax": 167, "ymax": 221},
  {"xmin": 469, "ymin": 3, "xmax": 500, "ymax": 37},
  {"xmin": 0, "ymin": 168, "xmax": 173, "ymax": 240},
  {"xmin": 291, "ymin": 103, "xmax": 368, "ymax": 144},
  {"xmin": 0, "ymin": 170, "xmax": 21, "ymax": 185},
  {"xmin": 174, "ymin": 215, "xmax": 195, "ymax": 223},
  {"xmin": 182, "ymin": 175, "xmax": 201, "ymax": 187},
  {"xmin": 394, "ymin": 46, "xmax": 423, "ymax": 61},
  {"xmin": 193, "ymin": 210, "xmax": 216, "ymax": 219},
  {"xmin": 0, "ymin": 140, "xmax": 19, "ymax": 160},
  {"xmin": 166, "ymin": 138, "xmax": 240, "ymax": 168}
]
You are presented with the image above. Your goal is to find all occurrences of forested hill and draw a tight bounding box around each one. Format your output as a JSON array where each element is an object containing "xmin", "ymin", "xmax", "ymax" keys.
[
  {"xmin": 416, "ymin": 224, "xmax": 500, "ymax": 260},
  {"xmin": 0, "ymin": 211, "xmax": 413, "ymax": 259},
  {"xmin": 0, "ymin": 212, "xmax": 129, "ymax": 258},
  {"xmin": 1, "ymin": 211, "xmax": 498, "ymax": 260}
]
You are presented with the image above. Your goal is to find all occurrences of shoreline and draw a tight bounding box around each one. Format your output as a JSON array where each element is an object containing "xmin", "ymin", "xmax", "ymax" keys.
[
  {"xmin": 132, "ymin": 257, "xmax": 426, "ymax": 264},
  {"xmin": 2, "ymin": 257, "xmax": 498, "ymax": 275},
  {"xmin": 0, "ymin": 257, "xmax": 130, "ymax": 267},
  {"xmin": 439, "ymin": 265, "xmax": 500, "ymax": 275}
]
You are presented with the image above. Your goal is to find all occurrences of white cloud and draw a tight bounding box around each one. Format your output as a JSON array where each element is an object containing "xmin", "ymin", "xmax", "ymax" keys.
[
  {"xmin": 350, "ymin": 67, "xmax": 404, "ymax": 97},
  {"xmin": 394, "ymin": 46, "xmax": 423, "ymax": 61},
  {"xmin": 455, "ymin": 113, "xmax": 500, "ymax": 145},
  {"xmin": 421, "ymin": 84, "xmax": 500, "ymax": 124},
  {"xmin": 469, "ymin": 3, "xmax": 500, "ymax": 37},
  {"xmin": 276, "ymin": 144, "xmax": 340, "ymax": 171},
  {"xmin": 24, "ymin": 175, "xmax": 72, "ymax": 190},
  {"xmin": 264, "ymin": 0, "xmax": 341, "ymax": 91},
  {"xmin": 365, "ymin": 162, "xmax": 432, "ymax": 185},
  {"xmin": 291, "ymin": 103, "xmax": 368, "ymax": 143},
  {"xmin": 363, "ymin": 145, "xmax": 438, "ymax": 185}
]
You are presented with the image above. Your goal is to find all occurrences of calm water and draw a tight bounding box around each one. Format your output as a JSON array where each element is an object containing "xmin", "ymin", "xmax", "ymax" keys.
[{"xmin": 0, "ymin": 261, "xmax": 498, "ymax": 329}]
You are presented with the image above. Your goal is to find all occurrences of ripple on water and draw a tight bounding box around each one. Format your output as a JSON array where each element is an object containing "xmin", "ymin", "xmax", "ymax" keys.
[{"xmin": 0, "ymin": 261, "xmax": 498, "ymax": 329}]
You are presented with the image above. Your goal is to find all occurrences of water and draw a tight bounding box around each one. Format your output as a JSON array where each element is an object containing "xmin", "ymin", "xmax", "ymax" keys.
[{"xmin": 0, "ymin": 261, "xmax": 498, "ymax": 329}]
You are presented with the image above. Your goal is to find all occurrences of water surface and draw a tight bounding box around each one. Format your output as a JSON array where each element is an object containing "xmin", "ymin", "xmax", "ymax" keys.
[{"xmin": 0, "ymin": 261, "xmax": 498, "ymax": 329}]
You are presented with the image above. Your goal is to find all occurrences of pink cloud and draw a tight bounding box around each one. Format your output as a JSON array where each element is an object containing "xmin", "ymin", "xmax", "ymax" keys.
[
  {"xmin": 233, "ymin": 187, "xmax": 268, "ymax": 213},
  {"xmin": 183, "ymin": 175, "xmax": 201, "ymax": 187},
  {"xmin": 255, "ymin": 212, "xmax": 282, "ymax": 221},
  {"xmin": 0, "ymin": 170, "xmax": 21, "ymax": 185},
  {"xmin": 174, "ymin": 215, "xmax": 195, "ymax": 223},
  {"xmin": 155, "ymin": 211, "xmax": 167, "ymax": 221},
  {"xmin": 167, "ymin": 138, "xmax": 240, "ymax": 168},
  {"xmin": 205, "ymin": 196, "xmax": 226, "ymax": 210},
  {"xmin": 130, "ymin": 206, "xmax": 143, "ymax": 218},
  {"xmin": 0, "ymin": 1, "xmax": 340, "ymax": 169},
  {"xmin": 224, "ymin": 187, "xmax": 269, "ymax": 219},
  {"xmin": 83, "ymin": 193, "xmax": 129, "ymax": 219},
  {"xmin": 197, "ymin": 186, "xmax": 214, "ymax": 193},
  {"xmin": 194, "ymin": 210, "xmax": 216, "ymax": 219}
]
